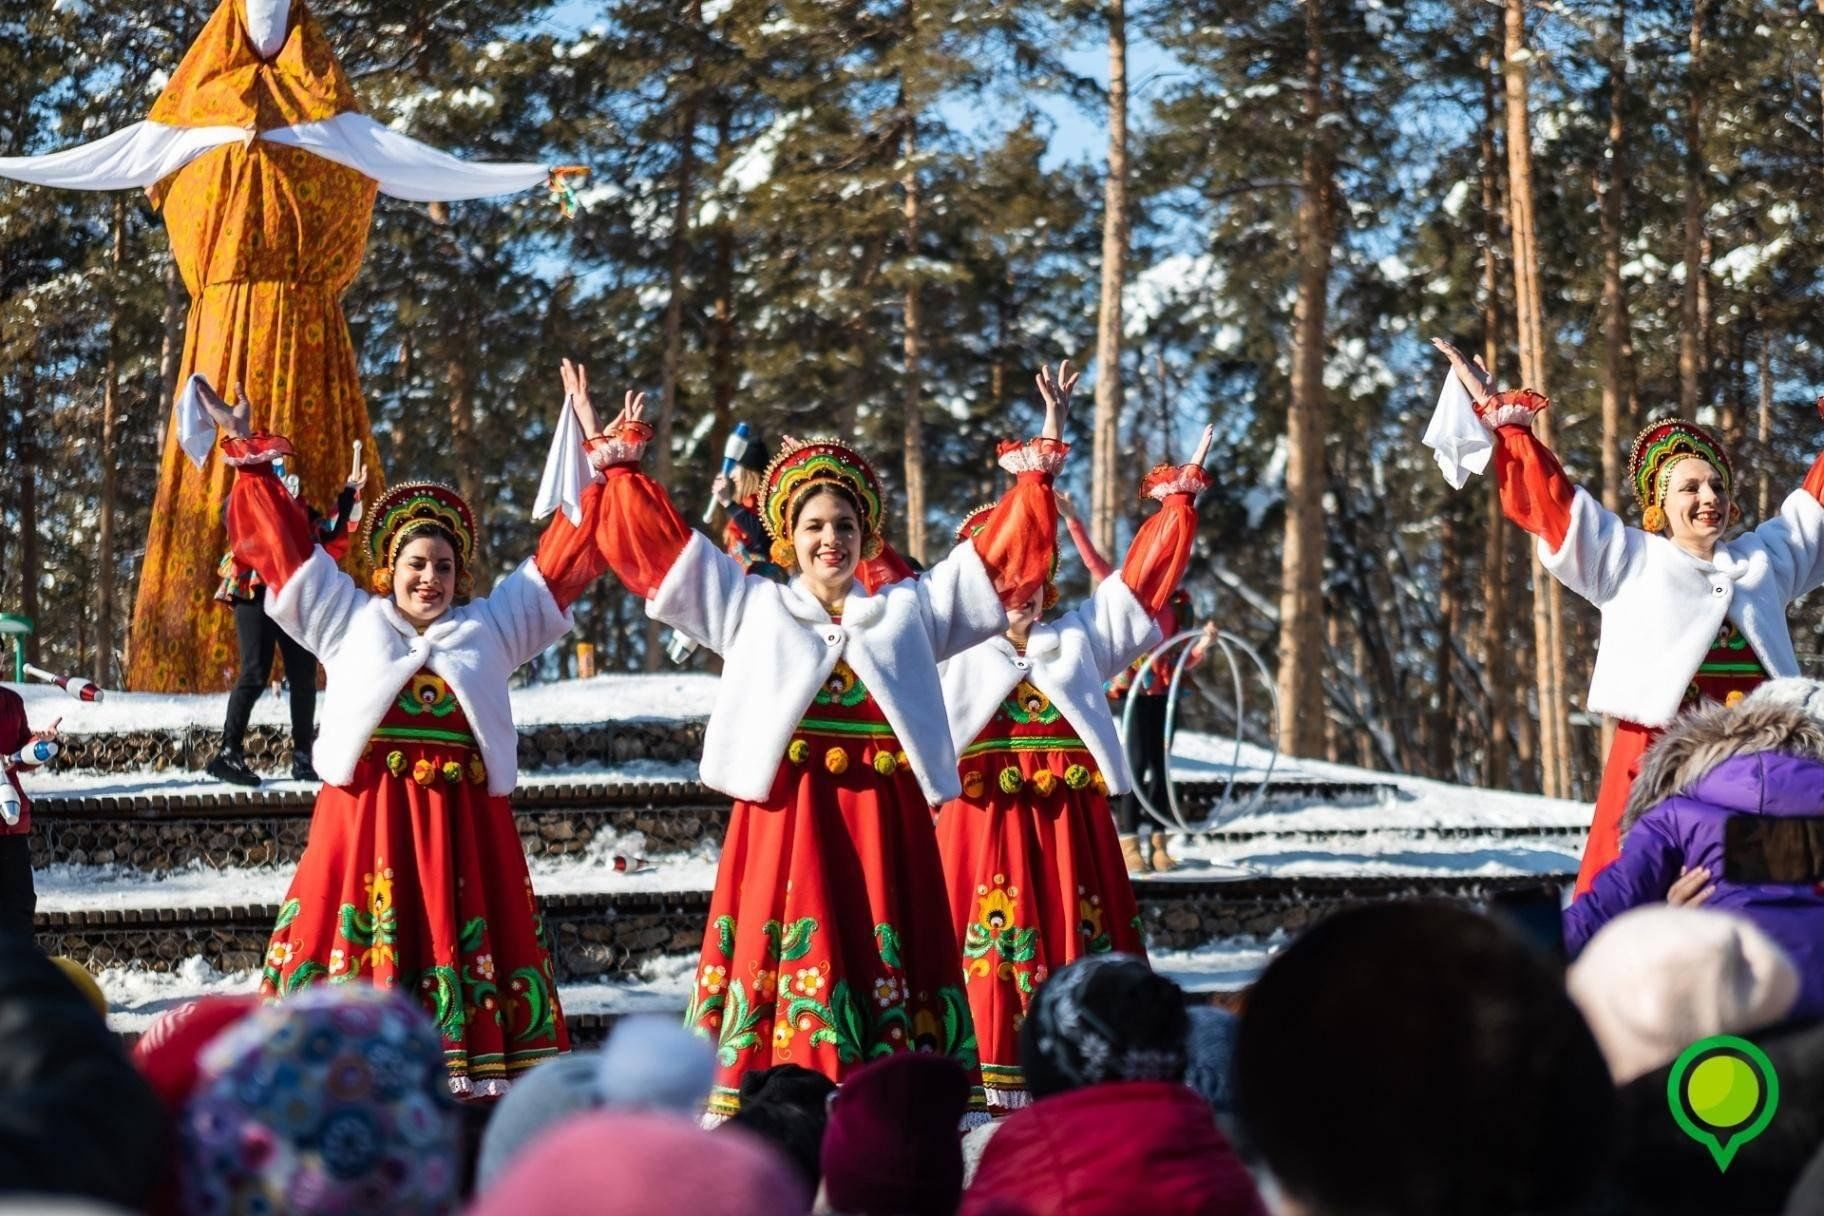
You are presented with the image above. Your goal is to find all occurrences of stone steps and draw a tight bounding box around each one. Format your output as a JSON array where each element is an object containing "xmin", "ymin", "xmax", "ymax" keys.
[
  {"xmin": 30, "ymin": 773, "xmax": 1396, "ymax": 873},
  {"xmin": 44, "ymin": 872, "xmax": 1570, "ymax": 986}
]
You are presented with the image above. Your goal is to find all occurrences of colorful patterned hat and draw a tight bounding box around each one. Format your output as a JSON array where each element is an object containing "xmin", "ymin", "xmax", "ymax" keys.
[
  {"xmin": 363, "ymin": 480, "xmax": 477, "ymax": 569},
  {"xmin": 761, "ymin": 437, "xmax": 886, "ymax": 544},
  {"xmin": 179, "ymin": 985, "xmax": 461, "ymax": 1215},
  {"xmin": 1629, "ymin": 419, "xmax": 1734, "ymax": 515}
]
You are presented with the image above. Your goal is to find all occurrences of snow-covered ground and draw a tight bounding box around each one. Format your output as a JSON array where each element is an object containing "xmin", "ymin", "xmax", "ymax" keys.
[
  {"xmin": 25, "ymin": 757, "xmax": 702, "ymax": 799},
  {"xmin": 8, "ymin": 673, "xmax": 721, "ymax": 735},
  {"xmin": 36, "ymin": 827, "xmax": 724, "ymax": 912},
  {"xmin": 95, "ymin": 938, "xmax": 1279, "ymax": 1035}
]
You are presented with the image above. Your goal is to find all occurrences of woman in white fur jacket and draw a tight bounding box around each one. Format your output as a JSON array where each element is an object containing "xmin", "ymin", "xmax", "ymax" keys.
[
  {"xmin": 935, "ymin": 425, "xmax": 1212, "ymax": 1112},
  {"xmin": 568, "ymin": 359, "xmax": 1067, "ymax": 1122},
  {"xmin": 200, "ymin": 379, "xmax": 612, "ymax": 1097},
  {"xmin": 1434, "ymin": 338, "xmax": 1824, "ymax": 895}
]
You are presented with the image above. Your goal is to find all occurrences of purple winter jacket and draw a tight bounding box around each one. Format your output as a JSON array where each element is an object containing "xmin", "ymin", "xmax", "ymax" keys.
[{"xmin": 1564, "ymin": 701, "xmax": 1824, "ymax": 1017}]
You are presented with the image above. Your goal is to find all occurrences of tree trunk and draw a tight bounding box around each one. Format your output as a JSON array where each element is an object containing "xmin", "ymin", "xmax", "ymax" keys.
[
  {"xmin": 1091, "ymin": 0, "xmax": 1129, "ymax": 556},
  {"xmin": 1432, "ymin": 509, "xmax": 1461, "ymax": 778},
  {"xmin": 652, "ymin": 90, "xmax": 700, "ymax": 671},
  {"xmin": 1759, "ymin": 326, "xmax": 1775, "ymax": 518},
  {"xmin": 1678, "ymin": 0, "xmax": 1710, "ymax": 415},
  {"xmin": 711, "ymin": 105, "xmax": 736, "ymax": 434},
  {"xmin": 1504, "ymin": 0, "xmax": 1569, "ymax": 798},
  {"xmin": 19, "ymin": 339, "xmax": 40, "ymax": 666},
  {"xmin": 1479, "ymin": 40, "xmax": 1511, "ymax": 790},
  {"xmin": 1598, "ymin": 1, "xmax": 1632, "ymax": 515},
  {"xmin": 901, "ymin": 98, "xmax": 928, "ymax": 564},
  {"xmin": 444, "ymin": 346, "xmax": 487, "ymax": 580},
  {"xmin": 94, "ymin": 196, "xmax": 128, "ymax": 686},
  {"xmin": 1274, "ymin": 0, "xmax": 1335, "ymax": 759}
]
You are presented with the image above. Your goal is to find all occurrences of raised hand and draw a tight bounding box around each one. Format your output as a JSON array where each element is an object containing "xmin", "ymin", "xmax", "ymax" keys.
[
  {"xmin": 196, "ymin": 377, "xmax": 253, "ymax": 439},
  {"xmin": 559, "ymin": 358, "xmax": 603, "ymax": 438},
  {"xmin": 26, "ymin": 717, "xmax": 61, "ymax": 747},
  {"xmin": 1036, "ymin": 359, "xmax": 1079, "ymax": 442},
  {"xmin": 1429, "ymin": 337, "xmax": 1495, "ymax": 406},
  {"xmin": 712, "ymin": 473, "xmax": 734, "ymax": 507},
  {"xmin": 1053, "ymin": 489, "xmax": 1078, "ymax": 522},
  {"xmin": 615, "ymin": 389, "xmax": 649, "ymax": 431},
  {"xmin": 1189, "ymin": 423, "xmax": 1215, "ymax": 469}
]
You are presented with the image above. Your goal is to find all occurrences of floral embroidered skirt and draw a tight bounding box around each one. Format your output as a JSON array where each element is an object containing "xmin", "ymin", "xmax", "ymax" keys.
[
  {"xmin": 934, "ymin": 741, "xmax": 1146, "ymax": 1111},
  {"xmin": 258, "ymin": 741, "xmax": 568, "ymax": 1097},
  {"xmin": 689, "ymin": 748, "xmax": 985, "ymax": 1121}
]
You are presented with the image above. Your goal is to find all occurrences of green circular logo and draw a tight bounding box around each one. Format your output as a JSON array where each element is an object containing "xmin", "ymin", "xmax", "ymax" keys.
[{"xmin": 1667, "ymin": 1035, "xmax": 1780, "ymax": 1172}]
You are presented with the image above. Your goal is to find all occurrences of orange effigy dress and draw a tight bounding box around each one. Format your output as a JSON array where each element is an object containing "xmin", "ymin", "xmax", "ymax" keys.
[{"xmin": 127, "ymin": 0, "xmax": 382, "ymax": 692}]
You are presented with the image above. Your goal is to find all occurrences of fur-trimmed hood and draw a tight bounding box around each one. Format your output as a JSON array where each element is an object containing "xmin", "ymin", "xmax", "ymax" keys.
[{"xmin": 1623, "ymin": 678, "xmax": 1824, "ymax": 833}]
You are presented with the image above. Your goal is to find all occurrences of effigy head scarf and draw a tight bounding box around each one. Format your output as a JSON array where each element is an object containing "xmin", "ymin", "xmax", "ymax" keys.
[
  {"xmin": 1629, "ymin": 419, "xmax": 1734, "ymax": 532},
  {"xmin": 762, "ymin": 438, "xmax": 886, "ymax": 565},
  {"xmin": 364, "ymin": 481, "xmax": 477, "ymax": 570}
]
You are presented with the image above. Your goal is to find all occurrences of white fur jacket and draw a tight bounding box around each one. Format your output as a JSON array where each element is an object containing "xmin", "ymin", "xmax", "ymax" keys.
[
  {"xmin": 938, "ymin": 575, "xmax": 1160, "ymax": 796},
  {"xmin": 1542, "ymin": 486, "xmax": 1824, "ymax": 727},
  {"xmin": 648, "ymin": 530, "xmax": 1008, "ymax": 804},
  {"xmin": 266, "ymin": 547, "xmax": 572, "ymax": 794}
]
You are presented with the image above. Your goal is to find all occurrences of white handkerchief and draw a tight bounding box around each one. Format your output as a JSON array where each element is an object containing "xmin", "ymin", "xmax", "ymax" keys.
[
  {"xmin": 1421, "ymin": 371, "xmax": 1490, "ymax": 490},
  {"xmin": 175, "ymin": 373, "xmax": 217, "ymax": 471},
  {"xmin": 532, "ymin": 395, "xmax": 596, "ymax": 524}
]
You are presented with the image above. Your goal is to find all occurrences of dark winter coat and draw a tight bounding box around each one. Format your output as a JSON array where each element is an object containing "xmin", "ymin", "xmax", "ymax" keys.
[
  {"xmin": 0, "ymin": 934, "xmax": 168, "ymax": 1207},
  {"xmin": 1563, "ymin": 695, "xmax": 1824, "ymax": 1017},
  {"xmin": 959, "ymin": 1081, "xmax": 1267, "ymax": 1216}
]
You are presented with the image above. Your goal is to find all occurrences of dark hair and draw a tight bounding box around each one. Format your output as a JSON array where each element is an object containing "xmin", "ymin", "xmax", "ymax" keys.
[
  {"xmin": 724, "ymin": 1065, "xmax": 835, "ymax": 1191},
  {"xmin": 393, "ymin": 521, "xmax": 463, "ymax": 566},
  {"xmin": 1234, "ymin": 901, "xmax": 1613, "ymax": 1216},
  {"xmin": 788, "ymin": 483, "xmax": 863, "ymax": 532}
]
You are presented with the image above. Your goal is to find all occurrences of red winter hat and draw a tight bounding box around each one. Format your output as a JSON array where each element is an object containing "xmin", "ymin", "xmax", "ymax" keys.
[
  {"xmin": 131, "ymin": 993, "xmax": 263, "ymax": 1112},
  {"xmin": 821, "ymin": 1052, "xmax": 969, "ymax": 1216}
]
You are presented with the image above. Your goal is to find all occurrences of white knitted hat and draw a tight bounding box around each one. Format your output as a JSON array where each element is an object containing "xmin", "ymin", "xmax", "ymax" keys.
[{"xmin": 1566, "ymin": 905, "xmax": 1800, "ymax": 1084}]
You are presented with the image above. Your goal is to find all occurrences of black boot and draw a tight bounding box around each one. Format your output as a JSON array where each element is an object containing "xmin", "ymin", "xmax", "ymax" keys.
[
  {"xmin": 206, "ymin": 749, "xmax": 261, "ymax": 788},
  {"xmin": 291, "ymin": 751, "xmax": 320, "ymax": 783}
]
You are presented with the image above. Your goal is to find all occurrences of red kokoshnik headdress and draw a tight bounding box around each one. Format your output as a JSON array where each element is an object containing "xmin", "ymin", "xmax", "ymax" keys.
[
  {"xmin": 1628, "ymin": 419, "xmax": 1734, "ymax": 532},
  {"xmin": 761, "ymin": 437, "xmax": 887, "ymax": 566},
  {"xmin": 363, "ymin": 481, "xmax": 477, "ymax": 570}
]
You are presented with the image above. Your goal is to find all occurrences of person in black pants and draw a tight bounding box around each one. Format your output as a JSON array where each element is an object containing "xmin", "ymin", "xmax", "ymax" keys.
[{"xmin": 206, "ymin": 450, "xmax": 363, "ymax": 787}]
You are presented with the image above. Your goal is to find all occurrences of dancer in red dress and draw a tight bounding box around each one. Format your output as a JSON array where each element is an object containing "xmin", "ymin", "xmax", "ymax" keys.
[
  {"xmin": 201, "ymin": 379, "xmax": 609, "ymax": 1096},
  {"xmin": 935, "ymin": 429, "xmax": 1211, "ymax": 1111},
  {"xmin": 567, "ymin": 359, "xmax": 1068, "ymax": 1120},
  {"xmin": 1434, "ymin": 339, "xmax": 1824, "ymax": 893}
]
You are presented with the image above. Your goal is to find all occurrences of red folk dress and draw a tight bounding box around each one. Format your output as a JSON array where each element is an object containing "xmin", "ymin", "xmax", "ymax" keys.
[
  {"xmin": 591, "ymin": 456, "xmax": 1058, "ymax": 1122},
  {"xmin": 231, "ymin": 455, "xmax": 609, "ymax": 1097},
  {"xmin": 936, "ymin": 479, "xmax": 1200, "ymax": 1110},
  {"xmin": 1494, "ymin": 424, "xmax": 1822, "ymax": 893}
]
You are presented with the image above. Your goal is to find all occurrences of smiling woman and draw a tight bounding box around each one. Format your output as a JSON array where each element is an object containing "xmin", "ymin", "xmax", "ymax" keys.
[
  {"xmin": 1432, "ymin": 337, "xmax": 1824, "ymax": 896},
  {"xmin": 197, "ymin": 377, "xmax": 615, "ymax": 1098},
  {"xmin": 568, "ymin": 356, "xmax": 1069, "ymax": 1122}
]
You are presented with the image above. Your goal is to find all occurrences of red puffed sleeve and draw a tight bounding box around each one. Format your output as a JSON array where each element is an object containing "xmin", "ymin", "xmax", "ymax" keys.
[
  {"xmin": 969, "ymin": 438, "xmax": 1067, "ymax": 607},
  {"xmin": 1802, "ymin": 447, "xmax": 1824, "ymax": 504},
  {"xmin": 858, "ymin": 541, "xmax": 919, "ymax": 592},
  {"xmin": 533, "ymin": 481, "xmax": 614, "ymax": 612},
  {"xmin": 1121, "ymin": 464, "xmax": 1210, "ymax": 615},
  {"xmin": 224, "ymin": 435, "xmax": 316, "ymax": 593},
  {"xmin": 1483, "ymin": 393, "xmax": 1575, "ymax": 551},
  {"xmin": 1065, "ymin": 514, "xmax": 1115, "ymax": 583},
  {"xmin": 587, "ymin": 424, "xmax": 696, "ymax": 599}
]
